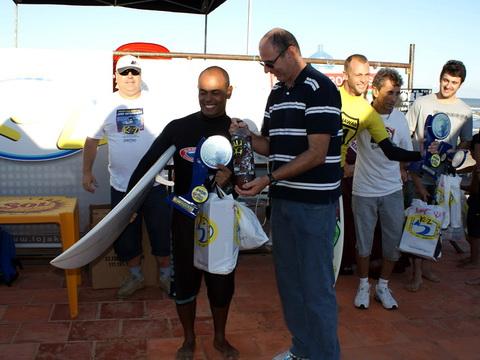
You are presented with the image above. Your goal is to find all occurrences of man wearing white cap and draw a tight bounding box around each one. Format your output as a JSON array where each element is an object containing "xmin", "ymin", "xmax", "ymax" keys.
[{"xmin": 82, "ymin": 55, "xmax": 171, "ymax": 298}]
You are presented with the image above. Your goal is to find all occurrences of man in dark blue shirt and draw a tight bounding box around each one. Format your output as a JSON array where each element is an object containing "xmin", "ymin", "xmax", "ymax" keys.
[{"xmin": 233, "ymin": 28, "xmax": 342, "ymax": 360}]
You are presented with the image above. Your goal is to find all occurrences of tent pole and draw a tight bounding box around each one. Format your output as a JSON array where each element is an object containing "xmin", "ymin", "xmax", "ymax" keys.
[
  {"xmin": 246, "ymin": 0, "xmax": 252, "ymax": 54},
  {"xmin": 203, "ymin": 14, "xmax": 207, "ymax": 54},
  {"xmin": 408, "ymin": 43, "xmax": 415, "ymax": 90},
  {"xmin": 14, "ymin": 4, "xmax": 18, "ymax": 48}
]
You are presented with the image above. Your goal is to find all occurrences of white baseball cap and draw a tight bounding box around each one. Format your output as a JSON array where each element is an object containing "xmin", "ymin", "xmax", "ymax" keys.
[{"xmin": 116, "ymin": 55, "xmax": 142, "ymax": 73}]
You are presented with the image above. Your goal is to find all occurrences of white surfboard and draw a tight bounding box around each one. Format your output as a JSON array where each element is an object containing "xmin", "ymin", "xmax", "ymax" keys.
[
  {"xmin": 50, "ymin": 145, "xmax": 176, "ymax": 269},
  {"xmin": 333, "ymin": 195, "xmax": 344, "ymax": 282}
]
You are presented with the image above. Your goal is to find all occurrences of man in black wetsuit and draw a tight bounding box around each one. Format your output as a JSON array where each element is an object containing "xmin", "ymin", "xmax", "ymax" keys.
[{"xmin": 128, "ymin": 66, "xmax": 238, "ymax": 360}]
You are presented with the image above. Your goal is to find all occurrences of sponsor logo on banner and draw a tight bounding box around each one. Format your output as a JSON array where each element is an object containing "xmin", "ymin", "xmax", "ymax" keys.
[{"xmin": 0, "ymin": 77, "xmax": 84, "ymax": 161}]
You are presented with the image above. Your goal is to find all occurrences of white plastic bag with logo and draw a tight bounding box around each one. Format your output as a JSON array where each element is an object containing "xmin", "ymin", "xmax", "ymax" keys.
[
  {"xmin": 194, "ymin": 188, "xmax": 239, "ymax": 275},
  {"xmin": 235, "ymin": 201, "xmax": 269, "ymax": 250},
  {"xmin": 399, "ymin": 199, "xmax": 444, "ymax": 260}
]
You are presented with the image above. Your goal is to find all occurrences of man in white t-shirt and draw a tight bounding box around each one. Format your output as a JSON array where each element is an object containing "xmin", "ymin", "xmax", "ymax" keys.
[
  {"xmin": 82, "ymin": 55, "xmax": 171, "ymax": 298},
  {"xmin": 405, "ymin": 60, "xmax": 473, "ymax": 291},
  {"xmin": 352, "ymin": 68, "xmax": 413, "ymax": 310}
]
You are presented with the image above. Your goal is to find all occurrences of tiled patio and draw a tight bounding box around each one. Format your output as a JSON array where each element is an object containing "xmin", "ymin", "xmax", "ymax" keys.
[{"xmin": 1, "ymin": 242, "xmax": 479, "ymax": 360}]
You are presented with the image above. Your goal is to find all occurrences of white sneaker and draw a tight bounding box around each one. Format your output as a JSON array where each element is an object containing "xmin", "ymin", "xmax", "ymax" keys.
[
  {"xmin": 117, "ymin": 273, "xmax": 145, "ymax": 299},
  {"xmin": 375, "ymin": 284, "xmax": 398, "ymax": 310},
  {"xmin": 354, "ymin": 282, "xmax": 370, "ymax": 309},
  {"xmin": 272, "ymin": 350, "xmax": 309, "ymax": 360}
]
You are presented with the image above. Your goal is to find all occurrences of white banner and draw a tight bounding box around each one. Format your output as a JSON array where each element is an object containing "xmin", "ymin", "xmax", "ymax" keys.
[{"xmin": 0, "ymin": 48, "xmax": 273, "ymax": 236}]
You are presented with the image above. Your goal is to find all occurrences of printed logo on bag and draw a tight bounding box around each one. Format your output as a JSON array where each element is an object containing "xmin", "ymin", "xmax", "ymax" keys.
[
  {"xmin": 406, "ymin": 215, "xmax": 441, "ymax": 240},
  {"xmin": 435, "ymin": 187, "xmax": 445, "ymax": 205},
  {"xmin": 195, "ymin": 214, "xmax": 217, "ymax": 247}
]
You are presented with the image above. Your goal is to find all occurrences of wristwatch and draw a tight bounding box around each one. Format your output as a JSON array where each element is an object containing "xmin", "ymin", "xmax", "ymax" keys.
[{"xmin": 267, "ymin": 172, "xmax": 278, "ymax": 185}]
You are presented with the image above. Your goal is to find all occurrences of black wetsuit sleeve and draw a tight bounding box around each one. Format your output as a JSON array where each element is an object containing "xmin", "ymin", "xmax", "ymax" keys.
[
  {"xmin": 378, "ymin": 138, "xmax": 422, "ymax": 162},
  {"xmin": 127, "ymin": 128, "xmax": 172, "ymax": 192}
]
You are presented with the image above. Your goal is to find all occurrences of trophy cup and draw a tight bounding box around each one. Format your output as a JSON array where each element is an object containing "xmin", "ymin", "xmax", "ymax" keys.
[
  {"xmin": 421, "ymin": 112, "xmax": 451, "ymax": 178},
  {"xmin": 410, "ymin": 112, "xmax": 467, "ymax": 179},
  {"xmin": 168, "ymin": 135, "xmax": 232, "ymax": 218}
]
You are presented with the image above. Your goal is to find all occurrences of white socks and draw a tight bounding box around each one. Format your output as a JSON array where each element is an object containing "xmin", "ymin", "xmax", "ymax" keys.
[
  {"xmin": 359, "ymin": 277, "xmax": 369, "ymax": 286},
  {"xmin": 378, "ymin": 278, "xmax": 389, "ymax": 289},
  {"xmin": 359, "ymin": 277, "xmax": 389, "ymax": 289}
]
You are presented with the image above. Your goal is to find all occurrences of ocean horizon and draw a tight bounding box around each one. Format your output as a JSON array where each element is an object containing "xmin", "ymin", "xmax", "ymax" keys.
[
  {"xmin": 462, "ymin": 98, "xmax": 480, "ymax": 130},
  {"xmin": 462, "ymin": 97, "xmax": 480, "ymax": 109}
]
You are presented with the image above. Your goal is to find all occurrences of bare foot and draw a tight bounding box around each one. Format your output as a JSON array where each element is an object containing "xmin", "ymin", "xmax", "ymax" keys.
[
  {"xmin": 176, "ymin": 340, "xmax": 195, "ymax": 360},
  {"xmin": 422, "ymin": 271, "xmax": 440, "ymax": 283},
  {"xmin": 405, "ymin": 279, "xmax": 422, "ymax": 292},
  {"xmin": 465, "ymin": 277, "xmax": 480, "ymax": 285},
  {"xmin": 214, "ymin": 339, "xmax": 239, "ymax": 360}
]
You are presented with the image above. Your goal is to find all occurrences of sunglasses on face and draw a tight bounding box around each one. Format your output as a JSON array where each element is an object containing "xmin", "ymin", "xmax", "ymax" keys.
[
  {"xmin": 259, "ymin": 47, "xmax": 288, "ymax": 69},
  {"xmin": 118, "ymin": 68, "xmax": 141, "ymax": 76}
]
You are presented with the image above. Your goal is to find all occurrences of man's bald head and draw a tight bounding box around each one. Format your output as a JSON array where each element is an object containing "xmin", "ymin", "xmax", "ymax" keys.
[
  {"xmin": 198, "ymin": 66, "xmax": 230, "ymax": 87},
  {"xmin": 198, "ymin": 66, "xmax": 232, "ymax": 118}
]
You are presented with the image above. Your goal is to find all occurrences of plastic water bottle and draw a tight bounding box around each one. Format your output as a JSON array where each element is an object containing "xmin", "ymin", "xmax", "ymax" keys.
[{"xmin": 231, "ymin": 126, "xmax": 255, "ymax": 188}]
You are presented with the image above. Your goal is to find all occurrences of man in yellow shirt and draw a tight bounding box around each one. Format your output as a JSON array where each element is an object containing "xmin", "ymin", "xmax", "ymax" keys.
[
  {"xmin": 338, "ymin": 54, "xmax": 421, "ymax": 277},
  {"xmin": 340, "ymin": 54, "xmax": 420, "ymax": 165}
]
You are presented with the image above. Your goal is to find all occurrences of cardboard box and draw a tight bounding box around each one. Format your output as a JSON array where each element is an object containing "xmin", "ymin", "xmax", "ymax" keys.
[{"xmin": 89, "ymin": 204, "xmax": 158, "ymax": 289}]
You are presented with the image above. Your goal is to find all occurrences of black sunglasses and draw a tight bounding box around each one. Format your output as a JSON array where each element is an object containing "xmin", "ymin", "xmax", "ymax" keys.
[
  {"xmin": 259, "ymin": 47, "xmax": 288, "ymax": 69},
  {"xmin": 118, "ymin": 68, "xmax": 141, "ymax": 76}
]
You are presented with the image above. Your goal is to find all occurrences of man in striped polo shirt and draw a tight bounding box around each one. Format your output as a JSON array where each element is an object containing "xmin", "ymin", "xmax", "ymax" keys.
[{"xmin": 233, "ymin": 28, "xmax": 342, "ymax": 360}]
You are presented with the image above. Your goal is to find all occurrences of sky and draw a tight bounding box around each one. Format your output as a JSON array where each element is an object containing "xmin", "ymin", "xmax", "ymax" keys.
[{"xmin": 1, "ymin": 0, "xmax": 479, "ymax": 98}]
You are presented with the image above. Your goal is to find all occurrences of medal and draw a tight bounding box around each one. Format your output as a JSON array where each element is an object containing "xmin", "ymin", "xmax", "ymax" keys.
[
  {"xmin": 430, "ymin": 154, "xmax": 441, "ymax": 168},
  {"xmin": 191, "ymin": 185, "xmax": 209, "ymax": 203}
]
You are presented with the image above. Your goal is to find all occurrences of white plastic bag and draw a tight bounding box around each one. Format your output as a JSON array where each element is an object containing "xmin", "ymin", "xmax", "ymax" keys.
[
  {"xmin": 193, "ymin": 187, "xmax": 239, "ymax": 275},
  {"xmin": 399, "ymin": 199, "xmax": 444, "ymax": 260},
  {"xmin": 436, "ymin": 174, "xmax": 451, "ymax": 229},
  {"xmin": 448, "ymin": 175, "xmax": 462, "ymax": 228},
  {"xmin": 436, "ymin": 174, "xmax": 463, "ymax": 229},
  {"xmin": 235, "ymin": 201, "xmax": 269, "ymax": 250}
]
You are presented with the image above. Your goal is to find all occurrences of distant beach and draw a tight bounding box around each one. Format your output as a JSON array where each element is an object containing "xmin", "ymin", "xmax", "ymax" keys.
[{"xmin": 462, "ymin": 98, "xmax": 480, "ymax": 132}]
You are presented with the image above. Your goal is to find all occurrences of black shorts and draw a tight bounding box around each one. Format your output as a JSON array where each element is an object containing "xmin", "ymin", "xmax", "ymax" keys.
[
  {"xmin": 111, "ymin": 185, "xmax": 171, "ymax": 261},
  {"xmin": 171, "ymin": 209, "xmax": 235, "ymax": 306},
  {"xmin": 467, "ymin": 194, "xmax": 480, "ymax": 238}
]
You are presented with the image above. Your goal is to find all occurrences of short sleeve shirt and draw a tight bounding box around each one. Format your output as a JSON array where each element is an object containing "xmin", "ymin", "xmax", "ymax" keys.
[{"xmin": 339, "ymin": 85, "xmax": 389, "ymax": 166}]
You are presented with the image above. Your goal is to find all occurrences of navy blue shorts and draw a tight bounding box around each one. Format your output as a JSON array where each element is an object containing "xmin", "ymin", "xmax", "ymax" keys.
[{"xmin": 111, "ymin": 185, "xmax": 171, "ymax": 262}]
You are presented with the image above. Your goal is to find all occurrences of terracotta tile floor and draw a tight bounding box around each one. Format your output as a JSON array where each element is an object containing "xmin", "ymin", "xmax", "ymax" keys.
[{"xmin": 1, "ymin": 242, "xmax": 479, "ymax": 360}]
